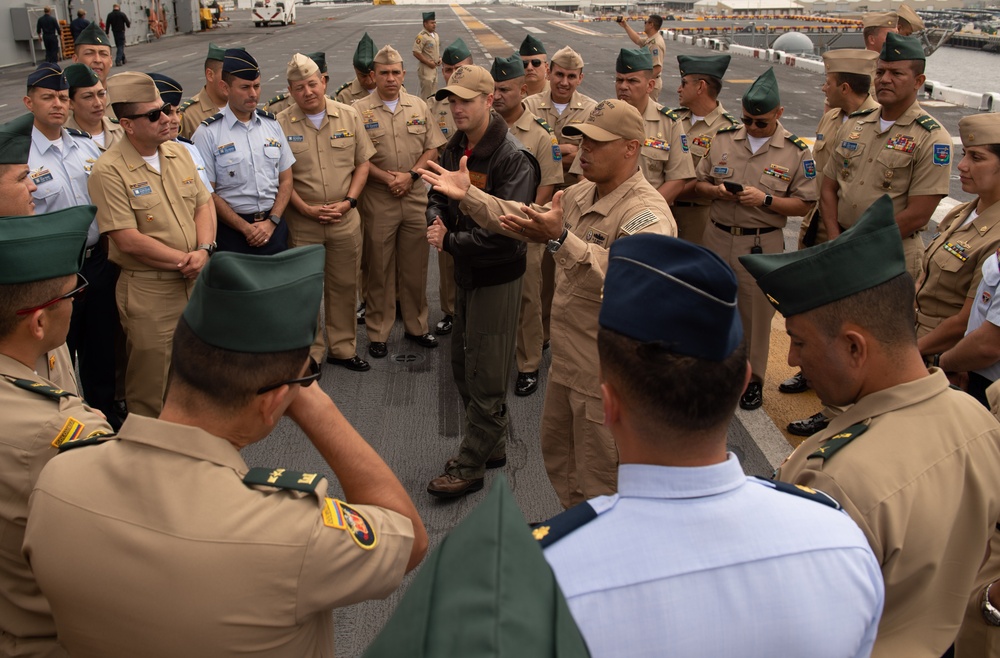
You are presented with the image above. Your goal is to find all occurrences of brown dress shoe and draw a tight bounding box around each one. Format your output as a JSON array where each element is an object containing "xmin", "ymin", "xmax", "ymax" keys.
[{"xmin": 427, "ymin": 473, "xmax": 484, "ymax": 498}]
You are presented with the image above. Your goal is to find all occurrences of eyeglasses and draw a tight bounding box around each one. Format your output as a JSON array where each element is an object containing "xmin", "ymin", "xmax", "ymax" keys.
[
  {"xmin": 256, "ymin": 357, "xmax": 321, "ymax": 395},
  {"xmin": 16, "ymin": 274, "xmax": 88, "ymax": 316},
  {"xmin": 741, "ymin": 116, "xmax": 772, "ymax": 129},
  {"xmin": 122, "ymin": 103, "xmax": 174, "ymax": 122},
  {"xmin": 523, "ymin": 59, "xmax": 544, "ymax": 68}
]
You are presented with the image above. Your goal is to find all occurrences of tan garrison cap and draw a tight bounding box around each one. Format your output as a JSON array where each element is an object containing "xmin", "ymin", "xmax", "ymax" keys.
[
  {"xmin": 897, "ymin": 3, "xmax": 925, "ymax": 32},
  {"xmin": 862, "ymin": 11, "xmax": 898, "ymax": 29},
  {"xmin": 374, "ymin": 45, "xmax": 403, "ymax": 65},
  {"xmin": 562, "ymin": 99, "xmax": 643, "ymax": 142},
  {"xmin": 551, "ymin": 46, "xmax": 584, "ymax": 70},
  {"xmin": 107, "ymin": 72, "xmax": 160, "ymax": 104},
  {"xmin": 822, "ymin": 49, "xmax": 878, "ymax": 75},
  {"xmin": 435, "ymin": 65, "xmax": 493, "ymax": 101},
  {"xmin": 286, "ymin": 53, "xmax": 319, "ymax": 81},
  {"xmin": 960, "ymin": 114, "xmax": 1000, "ymax": 147}
]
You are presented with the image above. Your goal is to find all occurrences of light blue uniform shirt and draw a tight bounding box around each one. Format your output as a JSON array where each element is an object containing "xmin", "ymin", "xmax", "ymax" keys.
[
  {"xmin": 28, "ymin": 125, "xmax": 102, "ymax": 245},
  {"xmin": 192, "ymin": 104, "xmax": 294, "ymax": 214},
  {"xmin": 967, "ymin": 251, "xmax": 1000, "ymax": 381},
  {"xmin": 176, "ymin": 137, "xmax": 213, "ymax": 192},
  {"xmin": 544, "ymin": 455, "xmax": 884, "ymax": 658}
]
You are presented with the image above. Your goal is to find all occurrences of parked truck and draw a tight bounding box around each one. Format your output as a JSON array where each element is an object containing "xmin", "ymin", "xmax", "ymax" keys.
[{"xmin": 252, "ymin": 0, "xmax": 295, "ymax": 27}]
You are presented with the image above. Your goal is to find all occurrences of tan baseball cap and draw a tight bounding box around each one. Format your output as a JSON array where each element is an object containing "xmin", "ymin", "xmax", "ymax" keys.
[
  {"xmin": 561, "ymin": 99, "xmax": 643, "ymax": 142},
  {"xmin": 550, "ymin": 46, "xmax": 584, "ymax": 70},
  {"xmin": 434, "ymin": 65, "xmax": 493, "ymax": 100},
  {"xmin": 862, "ymin": 11, "xmax": 897, "ymax": 28},
  {"xmin": 822, "ymin": 48, "xmax": 878, "ymax": 75},
  {"xmin": 107, "ymin": 71, "xmax": 160, "ymax": 104},
  {"xmin": 286, "ymin": 53, "xmax": 319, "ymax": 81},
  {"xmin": 373, "ymin": 45, "xmax": 403, "ymax": 66}
]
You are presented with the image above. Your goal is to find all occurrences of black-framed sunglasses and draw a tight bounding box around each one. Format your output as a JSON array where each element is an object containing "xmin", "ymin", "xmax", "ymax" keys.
[
  {"xmin": 256, "ymin": 357, "xmax": 321, "ymax": 395},
  {"xmin": 122, "ymin": 103, "xmax": 174, "ymax": 123},
  {"xmin": 523, "ymin": 58, "xmax": 544, "ymax": 68},
  {"xmin": 16, "ymin": 273, "xmax": 89, "ymax": 316},
  {"xmin": 741, "ymin": 116, "xmax": 772, "ymax": 129}
]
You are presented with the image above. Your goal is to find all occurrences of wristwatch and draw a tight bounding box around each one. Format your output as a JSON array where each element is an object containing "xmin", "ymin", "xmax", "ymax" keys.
[
  {"xmin": 346, "ymin": 196, "xmax": 358, "ymax": 209},
  {"xmin": 546, "ymin": 228, "xmax": 569, "ymax": 254},
  {"xmin": 409, "ymin": 170, "xmax": 421, "ymax": 181},
  {"xmin": 268, "ymin": 214, "xmax": 282, "ymax": 225},
  {"xmin": 196, "ymin": 242, "xmax": 216, "ymax": 256},
  {"xmin": 763, "ymin": 194, "xmax": 773, "ymax": 207},
  {"xmin": 983, "ymin": 582, "xmax": 1000, "ymax": 626}
]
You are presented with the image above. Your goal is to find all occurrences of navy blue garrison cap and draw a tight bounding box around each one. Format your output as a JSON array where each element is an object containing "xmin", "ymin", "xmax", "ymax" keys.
[
  {"xmin": 223, "ymin": 49, "xmax": 260, "ymax": 80},
  {"xmin": 27, "ymin": 63, "xmax": 68, "ymax": 91},
  {"xmin": 148, "ymin": 72, "xmax": 183, "ymax": 107},
  {"xmin": 599, "ymin": 234, "xmax": 743, "ymax": 361}
]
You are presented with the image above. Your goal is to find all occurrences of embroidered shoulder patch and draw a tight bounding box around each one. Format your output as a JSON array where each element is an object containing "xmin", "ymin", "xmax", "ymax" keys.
[
  {"xmin": 621, "ymin": 209, "xmax": 660, "ymax": 235},
  {"xmin": 803, "ymin": 159, "xmax": 817, "ymax": 179},
  {"xmin": 751, "ymin": 477, "xmax": 843, "ymax": 510},
  {"xmin": 532, "ymin": 501, "xmax": 598, "ymax": 549},
  {"xmin": 51, "ymin": 416, "xmax": 85, "ymax": 448},
  {"xmin": 339, "ymin": 501, "xmax": 377, "ymax": 549},
  {"xmin": 933, "ymin": 143, "xmax": 951, "ymax": 166},
  {"xmin": 809, "ymin": 423, "xmax": 870, "ymax": 460},
  {"xmin": 243, "ymin": 467, "xmax": 324, "ymax": 492}
]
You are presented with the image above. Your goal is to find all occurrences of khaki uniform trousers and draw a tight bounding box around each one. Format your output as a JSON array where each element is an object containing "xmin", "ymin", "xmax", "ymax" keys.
[
  {"xmin": 672, "ymin": 203, "xmax": 710, "ymax": 245},
  {"xmin": 361, "ymin": 188, "xmax": 430, "ymax": 341},
  {"xmin": 438, "ymin": 250, "xmax": 455, "ymax": 317},
  {"xmin": 541, "ymin": 380, "xmax": 618, "ymax": 508},
  {"xmin": 540, "ymin": 250, "xmax": 556, "ymax": 343},
  {"xmin": 703, "ymin": 225, "xmax": 784, "ymax": 380},
  {"xmin": 903, "ymin": 232, "xmax": 924, "ymax": 282},
  {"xmin": 516, "ymin": 242, "xmax": 546, "ymax": 373},
  {"xmin": 287, "ymin": 208, "xmax": 362, "ymax": 362},
  {"xmin": 116, "ymin": 270, "xmax": 194, "ymax": 418},
  {"xmin": 418, "ymin": 67, "xmax": 438, "ymax": 105}
]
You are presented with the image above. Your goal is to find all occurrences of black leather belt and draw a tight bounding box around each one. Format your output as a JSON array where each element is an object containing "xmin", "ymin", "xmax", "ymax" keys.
[
  {"xmin": 238, "ymin": 211, "xmax": 270, "ymax": 223},
  {"xmin": 672, "ymin": 201, "xmax": 699, "ymax": 208},
  {"xmin": 712, "ymin": 221, "xmax": 779, "ymax": 237}
]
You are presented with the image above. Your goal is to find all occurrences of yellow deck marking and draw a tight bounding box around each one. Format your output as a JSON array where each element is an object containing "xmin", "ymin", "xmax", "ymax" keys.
[{"xmin": 451, "ymin": 5, "xmax": 514, "ymax": 56}]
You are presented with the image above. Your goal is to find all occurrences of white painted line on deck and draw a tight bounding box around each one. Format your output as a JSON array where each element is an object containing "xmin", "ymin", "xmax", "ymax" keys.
[
  {"xmin": 550, "ymin": 20, "xmax": 601, "ymax": 36},
  {"xmin": 526, "ymin": 27, "xmax": 546, "ymax": 33},
  {"xmin": 506, "ymin": 18, "xmax": 523, "ymax": 24},
  {"xmin": 151, "ymin": 60, "xmax": 168, "ymax": 68},
  {"xmin": 182, "ymin": 52, "xmax": 199, "ymax": 58}
]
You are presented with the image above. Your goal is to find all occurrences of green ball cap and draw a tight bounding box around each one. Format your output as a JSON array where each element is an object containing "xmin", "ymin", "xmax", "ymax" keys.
[
  {"xmin": 64, "ymin": 63, "xmax": 101, "ymax": 89},
  {"xmin": 490, "ymin": 54, "xmax": 525, "ymax": 82},
  {"xmin": 362, "ymin": 476, "xmax": 590, "ymax": 658},
  {"xmin": 182, "ymin": 245, "xmax": 325, "ymax": 353},
  {"xmin": 75, "ymin": 22, "xmax": 110, "ymax": 47},
  {"xmin": 353, "ymin": 33, "xmax": 376, "ymax": 73},
  {"xmin": 519, "ymin": 34, "xmax": 546, "ymax": 56},
  {"xmin": 442, "ymin": 38, "xmax": 471, "ymax": 66},
  {"xmin": 739, "ymin": 195, "xmax": 905, "ymax": 317},
  {"xmin": 0, "ymin": 206, "xmax": 94, "ymax": 285},
  {"xmin": 742, "ymin": 67, "xmax": 780, "ymax": 115},
  {"xmin": 880, "ymin": 32, "xmax": 926, "ymax": 62},
  {"xmin": 616, "ymin": 48, "xmax": 653, "ymax": 73},
  {"xmin": 677, "ymin": 54, "xmax": 730, "ymax": 79},
  {"xmin": 0, "ymin": 114, "xmax": 34, "ymax": 165}
]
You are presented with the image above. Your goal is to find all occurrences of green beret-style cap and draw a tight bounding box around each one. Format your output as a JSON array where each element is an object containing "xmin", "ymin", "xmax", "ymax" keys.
[
  {"xmin": 519, "ymin": 34, "xmax": 546, "ymax": 56},
  {"xmin": 739, "ymin": 196, "xmax": 905, "ymax": 317},
  {"xmin": 742, "ymin": 67, "xmax": 780, "ymax": 115},
  {"xmin": 182, "ymin": 245, "xmax": 325, "ymax": 353},
  {"xmin": 0, "ymin": 206, "xmax": 94, "ymax": 285},
  {"xmin": 307, "ymin": 51, "xmax": 327, "ymax": 74},
  {"xmin": 0, "ymin": 114, "xmax": 33, "ymax": 165},
  {"xmin": 206, "ymin": 42, "xmax": 244, "ymax": 61},
  {"xmin": 442, "ymin": 38, "xmax": 471, "ymax": 66},
  {"xmin": 617, "ymin": 48, "xmax": 653, "ymax": 73},
  {"xmin": 490, "ymin": 54, "xmax": 525, "ymax": 82},
  {"xmin": 422, "ymin": 11, "xmax": 435, "ymax": 21},
  {"xmin": 880, "ymin": 31, "xmax": 926, "ymax": 62},
  {"xmin": 75, "ymin": 22, "xmax": 110, "ymax": 47},
  {"xmin": 353, "ymin": 33, "xmax": 376, "ymax": 73},
  {"xmin": 64, "ymin": 63, "xmax": 101, "ymax": 89},
  {"xmin": 677, "ymin": 54, "xmax": 730, "ymax": 80}
]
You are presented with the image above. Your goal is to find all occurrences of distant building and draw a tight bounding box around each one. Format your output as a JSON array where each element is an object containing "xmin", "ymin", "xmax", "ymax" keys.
[{"xmin": 693, "ymin": 0, "xmax": 805, "ymax": 14}]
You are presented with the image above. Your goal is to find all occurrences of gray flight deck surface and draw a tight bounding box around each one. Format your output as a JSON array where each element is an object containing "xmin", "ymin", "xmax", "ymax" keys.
[{"xmin": 3, "ymin": 6, "xmax": 980, "ymax": 655}]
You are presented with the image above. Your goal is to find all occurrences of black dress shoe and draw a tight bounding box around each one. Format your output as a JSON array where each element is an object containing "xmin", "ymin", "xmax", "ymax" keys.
[
  {"xmin": 435, "ymin": 314, "xmax": 453, "ymax": 336},
  {"xmin": 787, "ymin": 412, "xmax": 830, "ymax": 437},
  {"xmin": 778, "ymin": 371, "xmax": 810, "ymax": 394},
  {"xmin": 404, "ymin": 332, "xmax": 438, "ymax": 348},
  {"xmin": 515, "ymin": 371, "xmax": 539, "ymax": 397},
  {"xmin": 368, "ymin": 342, "xmax": 388, "ymax": 359},
  {"xmin": 326, "ymin": 355, "xmax": 371, "ymax": 372},
  {"xmin": 427, "ymin": 473, "xmax": 484, "ymax": 498},
  {"xmin": 739, "ymin": 381, "xmax": 763, "ymax": 410},
  {"xmin": 356, "ymin": 302, "xmax": 366, "ymax": 325}
]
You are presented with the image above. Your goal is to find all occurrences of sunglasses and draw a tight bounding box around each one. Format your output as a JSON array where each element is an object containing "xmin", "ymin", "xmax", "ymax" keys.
[
  {"xmin": 256, "ymin": 357, "xmax": 322, "ymax": 395},
  {"xmin": 523, "ymin": 59, "xmax": 544, "ymax": 68},
  {"xmin": 741, "ymin": 116, "xmax": 772, "ymax": 129},
  {"xmin": 122, "ymin": 103, "xmax": 174, "ymax": 122},
  {"xmin": 16, "ymin": 273, "xmax": 88, "ymax": 316}
]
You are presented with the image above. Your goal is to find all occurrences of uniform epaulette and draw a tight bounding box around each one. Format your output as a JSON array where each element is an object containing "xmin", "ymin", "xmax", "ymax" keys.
[
  {"xmin": 3, "ymin": 375, "xmax": 74, "ymax": 401},
  {"xmin": 243, "ymin": 467, "xmax": 324, "ymax": 492},
  {"xmin": 751, "ymin": 477, "xmax": 843, "ymax": 510},
  {"xmin": 534, "ymin": 116, "xmax": 554, "ymax": 134},
  {"xmin": 58, "ymin": 430, "xmax": 115, "ymax": 452},
  {"xmin": 66, "ymin": 127, "xmax": 91, "ymax": 138},
  {"xmin": 787, "ymin": 133, "xmax": 808, "ymax": 150},
  {"xmin": 657, "ymin": 106, "xmax": 681, "ymax": 121},
  {"xmin": 336, "ymin": 81, "xmax": 350, "ymax": 95},
  {"xmin": 178, "ymin": 98, "xmax": 196, "ymax": 113},
  {"xmin": 266, "ymin": 93, "xmax": 287, "ymax": 107},
  {"xmin": 718, "ymin": 123, "xmax": 741, "ymax": 134},
  {"xmin": 848, "ymin": 106, "xmax": 877, "ymax": 118},
  {"xmin": 201, "ymin": 112, "xmax": 224, "ymax": 127},
  {"xmin": 256, "ymin": 108, "xmax": 277, "ymax": 121},
  {"xmin": 176, "ymin": 135, "xmax": 194, "ymax": 145},
  {"xmin": 531, "ymin": 501, "xmax": 598, "ymax": 549},
  {"xmin": 109, "ymin": 117, "xmax": 120, "ymax": 125},
  {"xmin": 916, "ymin": 114, "xmax": 941, "ymax": 132},
  {"xmin": 809, "ymin": 423, "xmax": 869, "ymax": 461},
  {"xmin": 722, "ymin": 112, "xmax": 740, "ymax": 125}
]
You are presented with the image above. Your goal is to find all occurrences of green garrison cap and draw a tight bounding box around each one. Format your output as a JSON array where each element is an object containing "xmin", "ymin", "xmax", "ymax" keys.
[
  {"xmin": 677, "ymin": 54, "xmax": 730, "ymax": 79},
  {"xmin": 880, "ymin": 32, "xmax": 926, "ymax": 61},
  {"xmin": 353, "ymin": 33, "xmax": 376, "ymax": 73},
  {"xmin": 442, "ymin": 38, "xmax": 471, "ymax": 66},
  {"xmin": 422, "ymin": 11, "xmax": 435, "ymax": 21},
  {"xmin": 519, "ymin": 34, "xmax": 546, "ymax": 56},
  {"xmin": 206, "ymin": 42, "xmax": 243, "ymax": 62},
  {"xmin": 0, "ymin": 206, "xmax": 94, "ymax": 285},
  {"xmin": 742, "ymin": 67, "xmax": 780, "ymax": 115},
  {"xmin": 739, "ymin": 196, "xmax": 905, "ymax": 317},
  {"xmin": 182, "ymin": 245, "xmax": 325, "ymax": 353},
  {"xmin": 0, "ymin": 114, "xmax": 33, "ymax": 165},
  {"xmin": 306, "ymin": 51, "xmax": 327, "ymax": 74},
  {"xmin": 75, "ymin": 22, "xmax": 110, "ymax": 47},
  {"xmin": 616, "ymin": 48, "xmax": 653, "ymax": 73},
  {"xmin": 490, "ymin": 54, "xmax": 525, "ymax": 82},
  {"xmin": 363, "ymin": 477, "xmax": 590, "ymax": 658},
  {"xmin": 64, "ymin": 63, "xmax": 100, "ymax": 89}
]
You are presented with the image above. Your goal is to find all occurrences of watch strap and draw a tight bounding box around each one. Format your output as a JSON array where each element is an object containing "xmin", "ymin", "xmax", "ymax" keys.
[
  {"xmin": 409, "ymin": 170, "xmax": 420, "ymax": 181},
  {"xmin": 346, "ymin": 196, "xmax": 358, "ymax": 209},
  {"xmin": 268, "ymin": 214, "xmax": 282, "ymax": 225}
]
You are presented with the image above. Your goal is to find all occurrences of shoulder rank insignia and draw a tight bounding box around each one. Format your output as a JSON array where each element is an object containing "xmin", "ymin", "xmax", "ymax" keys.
[
  {"xmin": 109, "ymin": 117, "xmax": 120, "ymax": 125},
  {"xmin": 916, "ymin": 114, "xmax": 941, "ymax": 132},
  {"xmin": 243, "ymin": 467, "xmax": 324, "ymax": 492},
  {"xmin": 58, "ymin": 429, "xmax": 115, "ymax": 451},
  {"xmin": 266, "ymin": 93, "xmax": 287, "ymax": 106},
  {"xmin": 657, "ymin": 106, "xmax": 680, "ymax": 121},
  {"xmin": 66, "ymin": 127, "xmax": 92, "ymax": 139},
  {"xmin": 178, "ymin": 98, "xmax": 196, "ymax": 113},
  {"xmin": 201, "ymin": 112, "xmax": 224, "ymax": 127},
  {"xmin": 532, "ymin": 501, "xmax": 598, "ymax": 549},
  {"xmin": 336, "ymin": 81, "xmax": 350, "ymax": 95},
  {"xmin": 722, "ymin": 112, "xmax": 740, "ymax": 125},
  {"xmin": 849, "ymin": 106, "xmax": 878, "ymax": 118},
  {"xmin": 177, "ymin": 135, "xmax": 194, "ymax": 145},
  {"xmin": 788, "ymin": 133, "xmax": 808, "ymax": 150},
  {"xmin": 809, "ymin": 422, "xmax": 869, "ymax": 461},
  {"xmin": 4, "ymin": 376, "xmax": 73, "ymax": 401},
  {"xmin": 718, "ymin": 123, "xmax": 741, "ymax": 134},
  {"xmin": 534, "ymin": 116, "xmax": 554, "ymax": 134},
  {"xmin": 751, "ymin": 477, "xmax": 843, "ymax": 510},
  {"xmin": 256, "ymin": 108, "xmax": 277, "ymax": 121}
]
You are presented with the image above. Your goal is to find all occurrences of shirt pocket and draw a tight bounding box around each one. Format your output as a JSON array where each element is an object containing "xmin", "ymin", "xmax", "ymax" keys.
[
  {"xmin": 216, "ymin": 150, "xmax": 247, "ymax": 185},
  {"xmin": 833, "ymin": 139, "xmax": 866, "ymax": 179},
  {"xmin": 329, "ymin": 134, "xmax": 356, "ymax": 150},
  {"xmin": 758, "ymin": 169, "xmax": 791, "ymax": 195},
  {"xmin": 640, "ymin": 145, "xmax": 670, "ymax": 174},
  {"xmin": 874, "ymin": 148, "xmax": 913, "ymax": 193},
  {"xmin": 128, "ymin": 190, "xmax": 163, "ymax": 222},
  {"xmin": 406, "ymin": 123, "xmax": 427, "ymax": 136}
]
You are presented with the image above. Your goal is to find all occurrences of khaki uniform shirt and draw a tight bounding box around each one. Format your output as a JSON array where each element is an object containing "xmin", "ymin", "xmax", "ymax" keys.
[
  {"xmin": 812, "ymin": 95, "xmax": 878, "ymax": 189},
  {"xmin": 35, "ymin": 343, "xmax": 77, "ymax": 395},
  {"xmin": 427, "ymin": 96, "xmax": 456, "ymax": 142},
  {"xmin": 65, "ymin": 114, "xmax": 124, "ymax": 152},
  {"xmin": 335, "ymin": 78, "xmax": 371, "ymax": 106},
  {"xmin": 915, "ymin": 200, "xmax": 1000, "ymax": 334},
  {"xmin": 639, "ymin": 31, "xmax": 666, "ymax": 73},
  {"xmin": 696, "ymin": 122, "xmax": 818, "ymax": 228},
  {"xmin": 524, "ymin": 90, "xmax": 596, "ymax": 186},
  {"xmin": 23, "ymin": 413, "xmax": 414, "ymax": 658},
  {"xmin": 0, "ymin": 353, "xmax": 111, "ymax": 647},
  {"xmin": 674, "ymin": 102, "xmax": 739, "ymax": 207},
  {"xmin": 824, "ymin": 99, "xmax": 953, "ymax": 230},
  {"xmin": 353, "ymin": 91, "xmax": 446, "ymax": 182},
  {"xmin": 89, "ymin": 139, "xmax": 210, "ymax": 271},
  {"xmin": 777, "ymin": 370, "xmax": 1000, "ymax": 658},
  {"xmin": 178, "ymin": 87, "xmax": 220, "ymax": 140},
  {"xmin": 509, "ymin": 105, "xmax": 564, "ymax": 188},
  {"xmin": 460, "ymin": 169, "xmax": 676, "ymax": 398},
  {"xmin": 413, "ymin": 29, "xmax": 440, "ymax": 80}
]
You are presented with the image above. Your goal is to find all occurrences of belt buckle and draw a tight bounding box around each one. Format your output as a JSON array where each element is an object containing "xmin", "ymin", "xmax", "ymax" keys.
[
  {"xmin": 253, "ymin": 211, "xmax": 268, "ymax": 221},
  {"xmin": 732, "ymin": 226, "xmax": 745, "ymax": 237}
]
